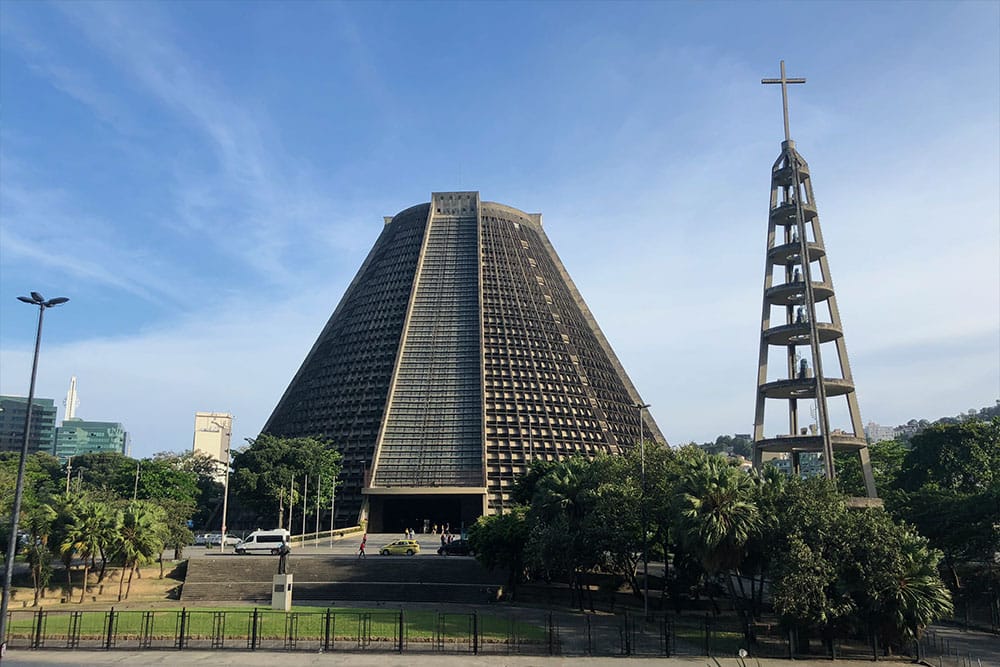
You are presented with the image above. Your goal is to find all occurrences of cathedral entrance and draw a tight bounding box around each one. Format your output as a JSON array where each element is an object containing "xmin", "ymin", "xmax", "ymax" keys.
[{"xmin": 365, "ymin": 491, "xmax": 485, "ymax": 535}]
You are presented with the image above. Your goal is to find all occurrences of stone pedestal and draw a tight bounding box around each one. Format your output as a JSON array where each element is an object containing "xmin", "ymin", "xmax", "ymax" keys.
[{"xmin": 271, "ymin": 573, "xmax": 292, "ymax": 611}]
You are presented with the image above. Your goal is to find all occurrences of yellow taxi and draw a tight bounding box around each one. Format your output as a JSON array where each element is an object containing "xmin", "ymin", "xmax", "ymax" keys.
[{"xmin": 379, "ymin": 539, "xmax": 421, "ymax": 556}]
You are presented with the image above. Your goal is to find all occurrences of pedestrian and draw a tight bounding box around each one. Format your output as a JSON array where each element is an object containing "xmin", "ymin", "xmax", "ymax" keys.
[
  {"xmin": 358, "ymin": 533, "xmax": 367, "ymax": 559},
  {"xmin": 441, "ymin": 533, "xmax": 446, "ymax": 548}
]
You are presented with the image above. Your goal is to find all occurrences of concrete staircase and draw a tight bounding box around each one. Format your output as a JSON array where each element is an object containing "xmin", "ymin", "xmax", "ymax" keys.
[{"xmin": 182, "ymin": 556, "xmax": 505, "ymax": 604}]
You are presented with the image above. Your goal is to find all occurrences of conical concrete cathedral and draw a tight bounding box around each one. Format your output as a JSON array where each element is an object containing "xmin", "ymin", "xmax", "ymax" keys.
[{"xmin": 265, "ymin": 192, "xmax": 664, "ymax": 531}]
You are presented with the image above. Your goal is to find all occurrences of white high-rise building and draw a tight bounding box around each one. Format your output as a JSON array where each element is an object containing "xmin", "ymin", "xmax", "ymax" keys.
[
  {"xmin": 64, "ymin": 376, "xmax": 80, "ymax": 420},
  {"xmin": 193, "ymin": 412, "xmax": 232, "ymax": 479}
]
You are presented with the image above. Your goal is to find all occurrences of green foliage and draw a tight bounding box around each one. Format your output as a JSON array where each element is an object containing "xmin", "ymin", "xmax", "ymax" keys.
[
  {"xmin": 462, "ymin": 441, "xmax": 957, "ymax": 647},
  {"xmin": 153, "ymin": 450, "xmax": 224, "ymax": 529},
  {"xmin": 231, "ymin": 434, "xmax": 342, "ymax": 527},
  {"xmin": 468, "ymin": 506, "xmax": 530, "ymax": 598},
  {"xmin": 158, "ymin": 498, "xmax": 196, "ymax": 560},
  {"xmin": 134, "ymin": 458, "xmax": 200, "ymax": 504},
  {"xmin": 23, "ymin": 503, "xmax": 57, "ymax": 605},
  {"xmin": 117, "ymin": 500, "xmax": 167, "ymax": 600},
  {"xmin": 69, "ymin": 452, "xmax": 137, "ymax": 498},
  {"xmin": 767, "ymin": 478, "xmax": 953, "ymax": 643},
  {"xmin": 841, "ymin": 510, "xmax": 953, "ymax": 643},
  {"xmin": 674, "ymin": 453, "xmax": 760, "ymax": 575},
  {"xmin": 0, "ymin": 452, "xmax": 64, "ymax": 519},
  {"xmin": 60, "ymin": 498, "xmax": 118, "ymax": 602},
  {"xmin": 900, "ymin": 418, "xmax": 999, "ymax": 493},
  {"xmin": 509, "ymin": 459, "xmax": 559, "ymax": 505},
  {"xmin": 835, "ymin": 438, "xmax": 908, "ymax": 498}
]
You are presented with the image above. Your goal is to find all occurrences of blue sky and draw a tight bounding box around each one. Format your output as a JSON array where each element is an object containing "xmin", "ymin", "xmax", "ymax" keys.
[{"xmin": 1, "ymin": 1, "xmax": 997, "ymax": 458}]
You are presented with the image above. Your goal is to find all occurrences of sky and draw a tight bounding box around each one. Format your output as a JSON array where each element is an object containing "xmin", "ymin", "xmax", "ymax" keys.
[{"xmin": 1, "ymin": 1, "xmax": 997, "ymax": 459}]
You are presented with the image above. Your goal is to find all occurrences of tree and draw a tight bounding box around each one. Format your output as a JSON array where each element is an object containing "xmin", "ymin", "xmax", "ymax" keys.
[
  {"xmin": 468, "ymin": 507, "xmax": 530, "ymax": 599},
  {"xmin": 133, "ymin": 458, "xmax": 199, "ymax": 504},
  {"xmin": 525, "ymin": 457, "xmax": 615, "ymax": 610},
  {"xmin": 842, "ymin": 509, "xmax": 953, "ymax": 650},
  {"xmin": 160, "ymin": 450, "xmax": 225, "ymax": 528},
  {"xmin": 69, "ymin": 452, "xmax": 137, "ymax": 498},
  {"xmin": 231, "ymin": 434, "xmax": 342, "ymax": 530},
  {"xmin": 60, "ymin": 500, "xmax": 112, "ymax": 603},
  {"xmin": 835, "ymin": 438, "xmax": 908, "ymax": 499},
  {"xmin": 117, "ymin": 501, "xmax": 167, "ymax": 600},
  {"xmin": 158, "ymin": 499, "xmax": 196, "ymax": 568},
  {"xmin": 742, "ymin": 465, "xmax": 789, "ymax": 618},
  {"xmin": 673, "ymin": 452, "xmax": 761, "ymax": 635},
  {"xmin": 769, "ymin": 477, "xmax": 855, "ymax": 650},
  {"xmin": 0, "ymin": 452, "xmax": 63, "ymax": 527},
  {"xmin": 900, "ymin": 418, "xmax": 999, "ymax": 493},
  {"xmin": 23, "ymin": 503, "xmax": 56, "ymax": 606},
  {"xmin": 888, "ymin": 485, "xmax": 999, "ymax": 590}
]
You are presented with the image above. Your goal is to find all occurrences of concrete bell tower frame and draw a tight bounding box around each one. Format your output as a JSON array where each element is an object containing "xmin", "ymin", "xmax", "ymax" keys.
[{"xmin": 752, "ymin": 61, "xmax": 878, "ymax": 499}]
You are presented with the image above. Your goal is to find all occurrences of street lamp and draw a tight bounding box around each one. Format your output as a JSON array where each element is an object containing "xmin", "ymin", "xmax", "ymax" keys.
[
  {"xmin": 211, "ymin": 419, "xmax": 233, "ymax": 554},
  {"xmin": 635, "ymin": 401, "xmax": 651, "ymax": 619},
  {"xmin": 1, "ymin": 292, "xmax": 69, "ymax": 652}
]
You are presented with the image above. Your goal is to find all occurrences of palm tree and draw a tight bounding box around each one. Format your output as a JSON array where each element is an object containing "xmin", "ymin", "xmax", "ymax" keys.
[
  {"xmin": 674, "ymin": 454, "xmax": 761, "ymax": 632},
  {"xmin": 93, "ymin": 506, "xmax": 122, "ymax": 584},
  {"xmin": 23, "ymin": 504, "xmax": 56, "ymax": 606},
  {"xmin": 883, "ymin": 532, "xmax": 954, "ymax": 645},
  {"xmin": 674, "ymin": 455, "xmax": 761, "ymax": 574},
  {"xmin": 117, "ymin": 501, "xmax": 166, "ymax": 600},
  {"xmin": 530, "ymin": 458, "xmax": 603, "ymax": 610},
  {"xmin": 60, "ymin": 500, "xmax": 107, "ymax": 603}
]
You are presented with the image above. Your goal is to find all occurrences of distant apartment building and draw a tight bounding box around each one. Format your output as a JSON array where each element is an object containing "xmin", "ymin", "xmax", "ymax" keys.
[
  {"xmin": 54, "ymin": 419, "xmax": 129, "ymax": 462},
  {"xmin": 864, "ymin": 421, "xmax": 896, "ymax": 444},
  {"xmin": 761, "ymin": 451, "xmax": 825, "ymax": 479},
  {"xmin": 193, "ymin": 412, "xmax": 232, "ymax": 478},
  {"xmin": 0, "ymin": 395, "xmax": 57, "ymax": 455}
]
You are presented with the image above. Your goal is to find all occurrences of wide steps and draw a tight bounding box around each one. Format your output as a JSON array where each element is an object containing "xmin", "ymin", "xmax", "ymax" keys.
[{"xmin": 182, "ymin": 555, "xmax": 504, "ymax": 604}]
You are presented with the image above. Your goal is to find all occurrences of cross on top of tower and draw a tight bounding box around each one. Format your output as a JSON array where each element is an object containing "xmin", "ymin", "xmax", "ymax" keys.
[{"xmin": 762, "ymin": 60, "xmax": 806, "ymax": 143}]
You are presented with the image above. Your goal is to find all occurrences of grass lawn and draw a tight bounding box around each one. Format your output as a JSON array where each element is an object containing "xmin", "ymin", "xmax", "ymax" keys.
[{"xmin": 5, "ymin": 605, "xmax": 546, "ymax": 643}]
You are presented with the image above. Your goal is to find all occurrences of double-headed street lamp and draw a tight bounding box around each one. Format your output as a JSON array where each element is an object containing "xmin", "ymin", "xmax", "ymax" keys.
[
  {"xmin": 1, "ymin": 292, "xmax": 69, "ymax": 652},
  {"xmin": 635, "ymin": 401, "xmax": 651, "ymax": 618}
]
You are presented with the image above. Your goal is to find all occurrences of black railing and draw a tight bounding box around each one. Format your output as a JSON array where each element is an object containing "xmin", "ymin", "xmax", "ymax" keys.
[{"xmin": 5, "ymin": 606, "xmax": 983, "ymax": 660}]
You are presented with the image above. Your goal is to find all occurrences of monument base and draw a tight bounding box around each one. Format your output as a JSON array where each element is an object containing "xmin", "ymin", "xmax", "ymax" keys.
[{"xmin": 272, "ymin": 573, "xmax": 292, "ymax": 611}]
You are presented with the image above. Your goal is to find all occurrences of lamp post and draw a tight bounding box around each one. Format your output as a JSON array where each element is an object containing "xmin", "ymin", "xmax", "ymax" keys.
[
  {"xmin": 211, "ymin": 419, "xmax": 232, "ymax": 554},
  {"xmin": 635, "ymin": 401, "xmax": 651, "ymax": 618},
  {"xmin": 1, "ymin": 292, "xmax": 69, "ymax": 653}
]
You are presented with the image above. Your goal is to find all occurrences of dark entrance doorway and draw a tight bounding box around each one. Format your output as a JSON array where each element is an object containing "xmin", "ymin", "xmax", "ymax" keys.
[{"xmin": 369, "ymin": 494, "xmax": 483, "ymax": 534}]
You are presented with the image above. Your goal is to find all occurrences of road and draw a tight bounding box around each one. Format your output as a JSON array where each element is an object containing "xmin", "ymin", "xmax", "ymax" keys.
[{"xmin": 185, "ymin": 533, "xmax": 450, "ymax": 559}]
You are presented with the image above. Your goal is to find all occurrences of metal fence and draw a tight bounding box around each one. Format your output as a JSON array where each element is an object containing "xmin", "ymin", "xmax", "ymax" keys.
[
  {"xmin": 916, "ymin": 626, "xmax": 996, "ymax": 667},
  {"xmin": 4, "ymin": 606, "xmax": 988, "ymax": 660}
]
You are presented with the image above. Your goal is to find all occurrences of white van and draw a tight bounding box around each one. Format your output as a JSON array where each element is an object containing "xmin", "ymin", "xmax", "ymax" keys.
[{"xmin": 234, "ymin": 529, "xmax": 291, "ymax": 555}]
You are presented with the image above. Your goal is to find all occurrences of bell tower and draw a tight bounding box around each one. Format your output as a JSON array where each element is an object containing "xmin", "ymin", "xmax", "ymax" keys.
[{"xmin": 752, "ymin": 62, "xmax": 877, "ymax": 498}]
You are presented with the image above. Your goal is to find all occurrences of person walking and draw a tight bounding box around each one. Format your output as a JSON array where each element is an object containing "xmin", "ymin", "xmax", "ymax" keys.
[{"xmin": 358, "ymin": 533, "xmax": 367, "ymax": 559}]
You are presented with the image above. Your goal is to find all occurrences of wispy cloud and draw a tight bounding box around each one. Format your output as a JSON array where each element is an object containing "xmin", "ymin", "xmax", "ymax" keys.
[
  {"xmin": 0, "ymin": 289, "xmax": 343, "ymax": 454},
  {"xmin": 0, "ymin": 172, "xmax": 189, "ymax": 305},
  {"xmin": 5, "ymin": 2, "xmax": 367, "ymax": 293}
]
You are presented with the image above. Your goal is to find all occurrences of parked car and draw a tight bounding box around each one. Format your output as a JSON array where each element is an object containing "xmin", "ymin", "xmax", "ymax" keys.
[
  {"xmin": 202, "ymin": 532, "xmax": 240, "ymax": 547},
  {"xmin": 379, "ymin": 539, "xmax": 420, "ymax": 556},
  {"xmin": 437, "ymin": 539, "xmax": 473, "ymax": 556}
]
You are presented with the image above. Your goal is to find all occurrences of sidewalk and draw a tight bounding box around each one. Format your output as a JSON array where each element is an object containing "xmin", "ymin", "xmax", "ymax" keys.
[
  {"xmin": 924, "ymin": 624, "xmax": 1000, "ymax": 665},
  {"xmin": 2, "ymin": 651, "xmax": 914, "ymax": 667}
]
